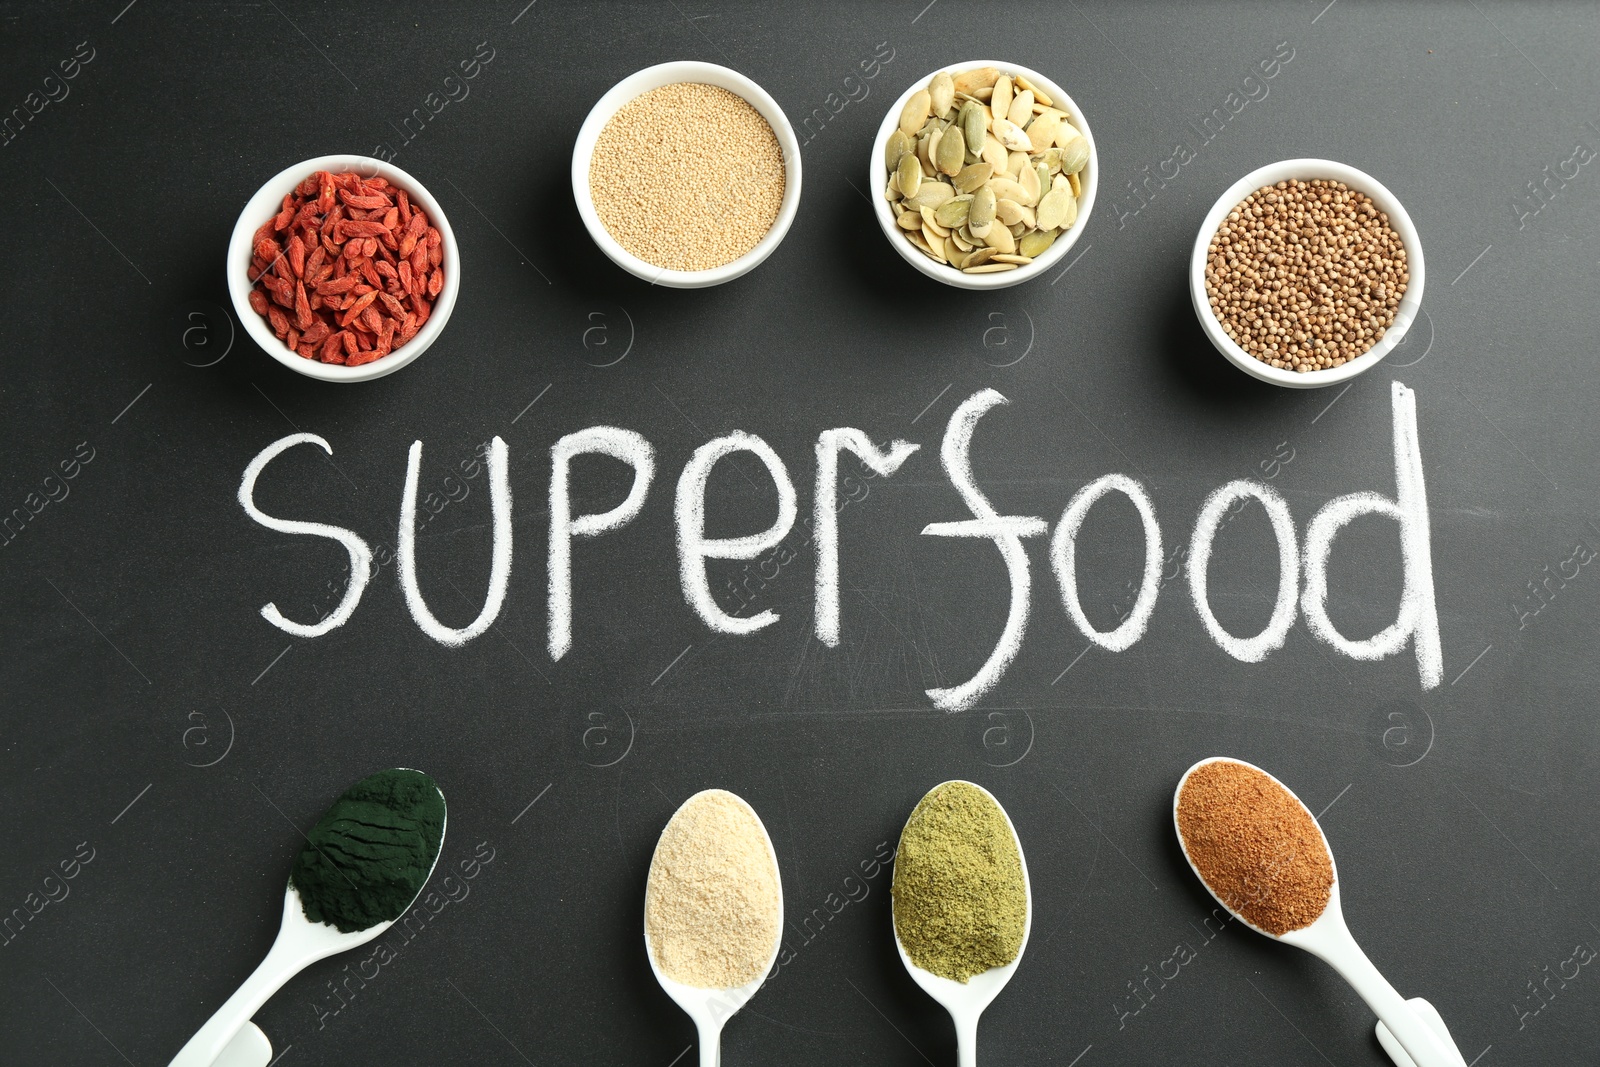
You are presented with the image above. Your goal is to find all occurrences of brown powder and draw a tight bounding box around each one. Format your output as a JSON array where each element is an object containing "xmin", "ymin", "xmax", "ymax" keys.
[
  {"xmin": 1175, "ymin": 759, "xmax": 1333, "ymax": 936},
  {"xmin": 589, "ymin": 82, "xmax": 785, "ymax": 271},
  {"xmin": 645, "ymin": 789, "xmax": 781, "ymax": 989}
]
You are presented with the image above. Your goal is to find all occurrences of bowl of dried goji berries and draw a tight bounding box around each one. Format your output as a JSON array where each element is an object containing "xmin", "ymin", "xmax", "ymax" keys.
[{"xmin": 228, "ymin": 154, "xmax": 459, "ymax": 382}]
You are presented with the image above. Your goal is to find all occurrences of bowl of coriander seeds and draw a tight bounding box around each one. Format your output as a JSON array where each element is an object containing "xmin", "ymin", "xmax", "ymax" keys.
[
  {"xmin": 1191, "ymin": 158, "xmax": 1425, "ymax": 388},
  {"xmin": 871, "ymin": 62, "xmax": 1096, "ymax": 289},
  {"xmin": 573, "ymin": 61, "xmax": 801, "ymax": 288}
]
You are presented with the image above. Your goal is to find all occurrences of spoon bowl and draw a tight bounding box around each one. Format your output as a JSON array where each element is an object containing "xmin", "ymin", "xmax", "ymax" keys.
[
  {"xmin": 169, "ymin": 774, "xmax": 445, "ymax": 1067},
  {"xmin": 892, "ymin": 781, "xmax": 1032, "ymax": 1067},
  {"xmin": 643, "ymin": 790, "xmax": 783, "ymax": 1067},
  {"xmin": 1173, "ymin": 758, "xmax": 1463, "ymax": 1067}
]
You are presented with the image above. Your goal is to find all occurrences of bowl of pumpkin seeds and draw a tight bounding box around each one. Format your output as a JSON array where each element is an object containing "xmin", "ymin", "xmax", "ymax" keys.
[{"xmin": 872, "ymin": 62, "xmax": 1096, "ymax": 289}]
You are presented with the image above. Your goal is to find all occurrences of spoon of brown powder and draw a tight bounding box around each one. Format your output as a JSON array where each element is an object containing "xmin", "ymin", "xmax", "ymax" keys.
[
  {"xmin": 643, "ymin": 788, "xmax": 783, "ymax": 1067},
  {"xmin": 1173, "ymin": 757, "xmax": 1466, "ymax": 1067}
]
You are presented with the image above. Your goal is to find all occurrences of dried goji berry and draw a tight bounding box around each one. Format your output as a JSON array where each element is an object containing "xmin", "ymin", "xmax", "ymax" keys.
[
  {"xmin": 294, "ymin": 282, "xmax": 313, "ymax": 330},
  {"xmin": 247, "ymin": 170, "xmax": 443, "ymax": 367}
]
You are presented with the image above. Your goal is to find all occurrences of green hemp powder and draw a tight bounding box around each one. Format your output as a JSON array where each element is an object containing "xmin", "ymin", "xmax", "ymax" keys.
[
  {"xmin": 290, "ymin": 768, "xmax": 446, "ymax": 933},
  {"xmin": 891, "ymin": 781, "xmax": 1027, "ymax": 982}
]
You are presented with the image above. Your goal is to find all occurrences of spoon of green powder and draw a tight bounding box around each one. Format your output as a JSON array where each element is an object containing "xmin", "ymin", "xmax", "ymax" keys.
[
  {"xmin": 891, "ymin": 780, "xmax": 1032, "ymax": 1067},
  {"xmin": 169, "ymin": 768, "xmax": 446, "ymax": 1067}
]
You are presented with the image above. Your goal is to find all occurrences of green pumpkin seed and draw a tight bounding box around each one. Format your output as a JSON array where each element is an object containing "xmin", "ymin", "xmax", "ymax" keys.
[
  {"xmin": 991, "ymin": 76, "xmax": 1012, "ymax": 121},
  {"xmin": 885, "ymin": 129, "xmax": 911, "ymax": 171},
  {"xmin": 1018, "ymin": 160, "xmax": 1041, "ymax": 203},
  {"xmin": 905, "ymin": 229, "xmax": 944, "ymax": 262},
  {"xmin": 969, "ymin": 184, "xmax": 997, "ymax": 229},
  {"xmin": 882, "ymin": 67, "xmax": 1090, "ymax": 277},
  {"xmin": 929, "ymin": 71, "xmax": 955, "ymax": 117},
  {"xmin": 936, "ymin": 126, "xmax": 966, "ymax": 176},
  {"xmin": 904, "ymin": 180, "xmax": 955, "ymax": 209},
  {"xmin": 1026, "ymin": 112, "xmax": 1060, "ymax": 154},
  {"xmin": 960, "ymin": 101, "xmax": 986, "ymax": 159},
  {"xmin": 983, "ymin": 221, "xmax": 1016, "ymax": 254},
  {"xmin": 993, "ymin": 116, "xmax": 1032, "ymax": 153},
  {"xmin": 899, "ymin": 90, "xmax": 931, "ymax": 137},
  {"xmin": 1006, "ymin": 89, "xmax": 1034, "ymax": 128},
  {"xmin": 952, "ymin": 162, "xmax": 992, "ymax": 194},
  {"xmin": 952, "ymin": 67, "xmax": 999, "ymax": 95},
  {"xmin": 981, "ymin": 132, "xmax": 1009, "ymax": 174},
  {"xmin": 996, "ymin": 198, "xmax": 1036, "ymax": 229},
  {"xmin": 1059, "ymin": 135, "xmax": 1089, "ymax": 175},
  {"xmin": 934, "ymin": 196, "xmax": 971, "ymax": 228},
  {"xmin": 1014, "ymin": 73, "xmax": 1052, "ymax": 107},
  {"xmin": 1036, "ymin": 187, "xmax": 1071, "ymax": 230},
  {"xmin": 896, "ymin": 153, "xmax": 922, "ymax": 198},
  {"xmin": 989, "ymin": 176, "xmax": 1032, "ymax": 207},
  {"xmin": 1018, "ymin": 228, "xmax": 1057, "ymax": 258},
  {"xmin": 1059, "ymin": 190, "xmax": 1078, "ymax": 228}
]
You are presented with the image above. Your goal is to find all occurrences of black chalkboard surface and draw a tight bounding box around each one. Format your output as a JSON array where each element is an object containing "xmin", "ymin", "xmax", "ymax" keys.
[{"xmin": 4, "ymin": 3, "xmax": 1597, "ymax": 1065}]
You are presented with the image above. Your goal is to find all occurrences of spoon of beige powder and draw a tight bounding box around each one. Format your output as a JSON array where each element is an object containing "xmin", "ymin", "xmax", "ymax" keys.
[{"xmin": 644, "ymin": 788, "xmax": 784, "ymax": 1067}]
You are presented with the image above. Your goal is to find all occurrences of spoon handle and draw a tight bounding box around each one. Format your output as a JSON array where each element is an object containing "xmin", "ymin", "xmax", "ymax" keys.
[
  {"xmin": 168, "ymin": 937, "xmax": 303, "ymax": 1067},
  {"xmin": 954, "ymin": 1012, "xmax": 978, "ymax": 1067},
  {"xmin": 695, "ymin": 1020, "xmax": 721, "ymax": 1067},
  {"xmin": 1317, "ymin": 933, "xmax": 1464, "ymax": 1067}
]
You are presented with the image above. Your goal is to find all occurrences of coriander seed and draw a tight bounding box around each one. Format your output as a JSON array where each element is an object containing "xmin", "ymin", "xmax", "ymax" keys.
[{"xmin": 1204, "ymin": 178, "xmax": 1409, "ymax": 373}]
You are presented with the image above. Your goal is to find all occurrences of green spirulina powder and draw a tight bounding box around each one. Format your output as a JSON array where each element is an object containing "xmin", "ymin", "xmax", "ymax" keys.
[
  {"xmin": 891, "ymin": 781, "xmax": 1027, "ymax": 983},
  {"xmin": 290, "ymin": 768, "xmax": 446, "ymax": 933}
]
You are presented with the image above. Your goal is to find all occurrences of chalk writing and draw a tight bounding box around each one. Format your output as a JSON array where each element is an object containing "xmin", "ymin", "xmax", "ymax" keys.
[{"xmin": 237, "ymin": 381, "xmax": 1444, "ymax": 707}]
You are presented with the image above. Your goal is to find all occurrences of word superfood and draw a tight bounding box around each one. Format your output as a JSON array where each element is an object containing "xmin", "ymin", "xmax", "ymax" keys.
[{"xmin": 238, "ymin": 382, "xmax": 1441, "ymax": 711}]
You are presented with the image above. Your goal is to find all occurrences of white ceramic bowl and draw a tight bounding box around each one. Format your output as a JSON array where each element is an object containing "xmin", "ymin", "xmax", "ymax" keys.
[
  {"xmin": 1189, "ymin": 158, "xmax": 1425, "ymax": 389},
  {"xmin": 870, "ymin": 61, "xmax": 1098, "ymax": 290},
  {"xmin": 572, "ymin": 61, "xmax": 802, "ymax": 288},
  {"xmin": 227, "ymin": 154, "xmax": 460, "ymax": 383}
]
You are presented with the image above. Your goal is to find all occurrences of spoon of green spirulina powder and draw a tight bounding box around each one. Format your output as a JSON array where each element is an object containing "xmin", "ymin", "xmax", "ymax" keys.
[
  {"xmin": 169, "ymin": 769, "xmax": 446, "ymax": 1067},
  {"xmin": 891, "ymin": 780, "xmax": 1032, "ymax": 1067}
]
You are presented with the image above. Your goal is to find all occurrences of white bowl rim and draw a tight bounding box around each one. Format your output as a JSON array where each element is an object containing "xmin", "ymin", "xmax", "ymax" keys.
[
  {"xmin": 869, "ymin": 59, "xmax": 1099, "ymax": 290},
  {"xmin": 226, "ymin": 153, "xmax": 461, "ymax": 383},
  {"xmin": 1188, "ymin": 157, "xmax": 1426, "ymax": 390},
  {"xmin": 571, "ymin": 60, "xmax": 803, "ymax": 289}
]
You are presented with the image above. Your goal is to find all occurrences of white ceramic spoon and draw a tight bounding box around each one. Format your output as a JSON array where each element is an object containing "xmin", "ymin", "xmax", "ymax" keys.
[
  {"xmin": 643, "ymin": 791, "xmax": 783, "ymax": 1067},
  {"xmin": 1174, "ymin": 758, "xmax": 1465, "ymax": 1067},
  {"xmin": 209, "ymin": 1022, "xmax": 272, "ymax": 1067},
  {"xmin": 169, "ymin": 783, "xmax": 445, "ymax": 1067},
  {"xmin": 892, "ymin": 780, "xmax": 1032, "ymax": 1067}
]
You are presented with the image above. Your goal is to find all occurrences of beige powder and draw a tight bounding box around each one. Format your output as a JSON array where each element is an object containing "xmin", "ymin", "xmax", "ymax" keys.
[
  {"xmin": 645, "ymin": 789, "xmax": 781, "ymax": 989},
  {"xmin": 589, "ymin": 82, "xmax": 785, "ymax": 271}
]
